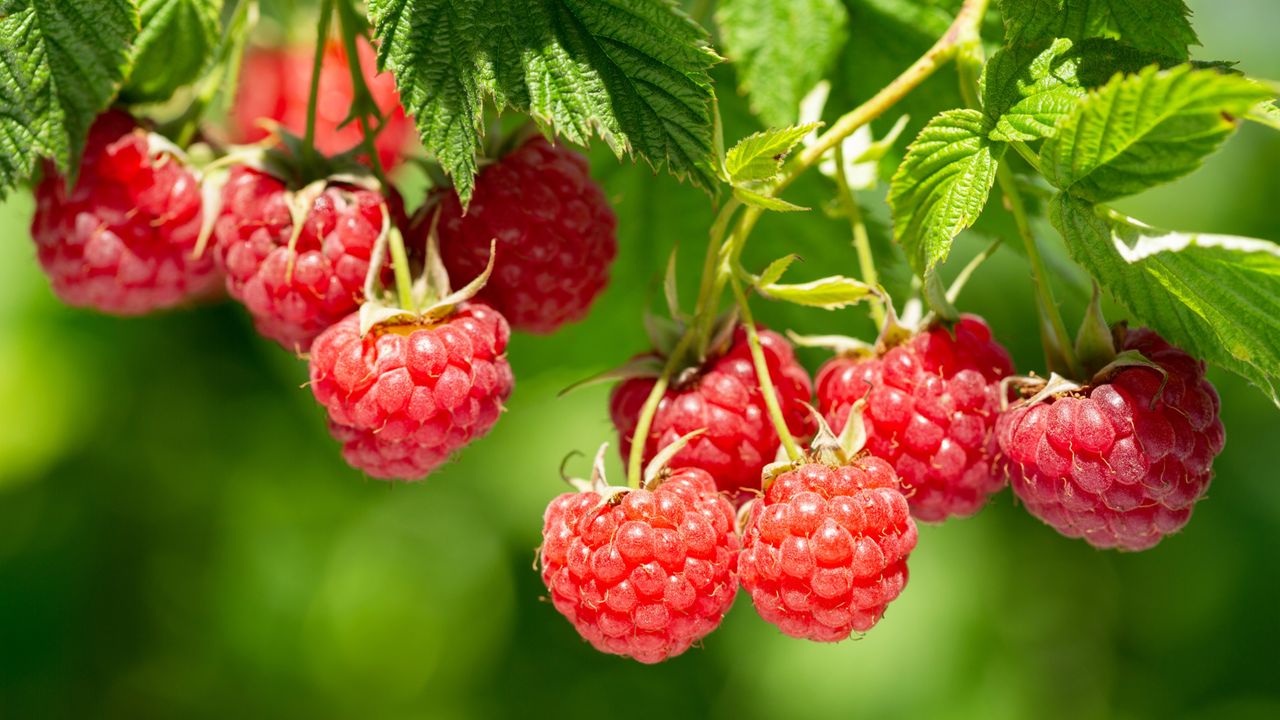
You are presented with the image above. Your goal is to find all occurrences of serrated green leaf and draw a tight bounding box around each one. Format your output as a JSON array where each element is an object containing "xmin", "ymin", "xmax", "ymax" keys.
[
  {"xmin": 0, "ymin": 0, "xmax": 139, "ymax": 197},
  {"xmin": 758, "ymin": 275, "xmax": 876, "ymax": 310},
  {"xmin": 996, "ymin": 0, "xmax": 1198, "ymax": 60},
  {"xmin": 1039, "ymin": 65, "xmax": 1270, "ymax": 203},
  {"xmin": 757, "ymin": 254, "xmax": 800, "ymax": 287},
  {"xmin": 121, "ymin": 0, "xmax": 219, "ymax": 103},
  {"xmin": 716, "ymin": 0, "xmax": 847, "ymax": 127},
  {"xmin": 982, "ymin": 38, "xmax": 1179, "ymax": 143},
  {"xmin": 733, "ymin": 186, "xmax": 808, "ymax": 212},
  {"xmin": 1052, "ymin": 194, "xmax": 1280, "ymax": 407},
  {"xmin": 368, "ymin": 0, "xmax": 720, "ymax": 203},
  {"xmin": 889, "ymin": 109, "xmax": 1004, "ymax": 275},
  {"xmin": 1247, "ymin": 100, "xmax": 1280, "ymax": 131},
  {"xmin": 725, "ymin": 123, "xmax": 821, "ymax": 186}
]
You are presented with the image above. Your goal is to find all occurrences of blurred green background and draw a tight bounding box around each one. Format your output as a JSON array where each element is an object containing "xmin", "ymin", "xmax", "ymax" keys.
[{"xmin": 1, "ymin": 1, "xmax": 1278, "ymax": 718}]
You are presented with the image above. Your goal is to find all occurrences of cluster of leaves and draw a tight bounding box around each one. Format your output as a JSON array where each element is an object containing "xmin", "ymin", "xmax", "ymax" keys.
[{"xmin": 884, "ymin": 0, "xmax": 1280, "ymax": 404}]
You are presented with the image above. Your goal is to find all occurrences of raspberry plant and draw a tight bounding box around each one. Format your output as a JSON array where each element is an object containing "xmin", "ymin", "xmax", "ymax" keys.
[{"xmin": 2, "ymin": 0, "xmax": 1278, "ymax": 663}]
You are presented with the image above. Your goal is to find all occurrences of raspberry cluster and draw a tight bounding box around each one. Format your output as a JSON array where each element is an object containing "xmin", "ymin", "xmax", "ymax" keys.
[
  {"xmin": 998, "ymin": 327, "xmax": 1225, "ymax": 551},
  {"xmin": 31, "ymin": 110, "xmax": 219, "ymax": 315},
  {"xmin": 739, "ymin": 457, "xmax": 918, "ymax": 641},
  {"xmin": 817, "ymin": 315, "xmax": 1014, "ymax": 521},
  {"xmin": 610, "ymin": 327, "xmax": 814, "ymax": 500},
  {"xmin": 308, "ymin": 306, "xmax": 514, "ymax": 480},
  {"xmin": 436, "ymin": 137, "xmax": 618, "ymax": 334},
  {"xmin": 540, "ymin": 468, "xmax": 739, "ymax": 663}
]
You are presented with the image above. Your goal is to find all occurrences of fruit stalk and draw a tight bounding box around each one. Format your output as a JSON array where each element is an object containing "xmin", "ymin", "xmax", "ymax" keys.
[
  {"xmin": 303, "ymin": 0, "xmax": 336, "ymax": 169},
  {"xmin": 832, "ymin": 143, "xmax": 884, "ymax": 326},
  {"xmin": 334, "ymin": 0, "xmax": 391, "ymax": 184},
  {"xmin": 625, "ymin": 333, "xmax": 696, "ymax": 489},
  {"xmin": 729, "ymin": 274, "xmax": 802, "ymax": 461}
]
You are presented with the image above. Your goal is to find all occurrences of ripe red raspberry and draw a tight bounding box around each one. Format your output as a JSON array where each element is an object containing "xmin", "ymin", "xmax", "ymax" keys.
[
  {"xmin": 30, "ymin": 110, "xmax": 218, "ymax": 315},
  {"xmin": 997, "ymin": 327, "xmax": 1225, "ymax": 551},
  {"xmin": 610, "ymin": 327, "xmax": 814, "ymax": 500},
  {"xmin": 540, "ymin": 468, "xmax": 739, "ymax": 663},
  {"xmin": 816, "ymin": 315, "xmax": 1014, "ymax": 522},
  {"xmin": 435, "ymin": 136, "xmax": 617, "ymax": 333},
  {"xmin": 211, "ymin": 166, "xmax": 403, "ymax": 350},
  {"xmin": 231, "ymin": 40, "xmax": 413, "ymax": 169},
  {"xmin": 308, "ymin": 305, "xmax": 514, "ymax": 480},
  {"xmin": 739, "ymin": 456, "xmax": 918, "ymax": 641}
]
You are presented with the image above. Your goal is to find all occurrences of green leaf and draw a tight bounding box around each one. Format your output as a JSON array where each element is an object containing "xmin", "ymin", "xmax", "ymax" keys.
[
  {"xmin": 725, "ymin": 122, "xmax": 820, "ymax": 185},
  {"xmin": 981, "ymin": 37, "xmax": 1179, "ymax": 143},
  {"xmin": 716, "ymin": 0, "xmax": 847, "ymax": 127},
  {"xmin": 368, "ymin": 0, "xmax": 720, "ymax": 203},
  {"xmin": 1247, "ymin": 100, "xmax": 1280, "ymax": 132},
  {"xmin": 996, "ymin": 0, "xmax": 1198, "ymax": 60},
  {"xmin": 1039, "ymin": 65, "xmax": 1271, "ymax": 203},
  {"xmin": 758, "ymin": 275, "xmax": 876, "ymax": 310},
  {"xmin": 0, "ymin": 0, "xmax": 139, "ymax": 197},
  {"xmin": 757, "ymin": 254, "xmax": 801, "ymax": 287},
  {"xmin": 121, "ymin": 0, "xmax": 219, "ymax": 103},
  {"xmin": 733, "ymin": 186, "xmax": 807, "ymax": 212},
  {"xmin": 1052, "ymin": 194, "xmax": 1280, "ymax": 407},
  {"xmin": 888, "ymin": 109, "xmax": 1005, "ymax": 275}
]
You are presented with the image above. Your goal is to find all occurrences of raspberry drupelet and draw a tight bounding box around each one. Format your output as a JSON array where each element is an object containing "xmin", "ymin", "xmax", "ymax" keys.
[
  {"xmin": 816, "ymin": 315, "xmax": 1014, "ymax": 522},
  {"xmin": 998, "ymin": 326, "xmax": 1225, "ymax": 551},
  {"xmin": 308, "ymin": 305, "xmax": 514, "ymax": 480},
  {"xmin": 540, "ymin": 467, "xmax": 739, "ymax": 663},
  {"xmin": 435, "ymin": 136, "xmax": 617, "ymax": 334},
  {"xmin": 31, "ymin": 110, "xmax": 219, "ymax": 314}
]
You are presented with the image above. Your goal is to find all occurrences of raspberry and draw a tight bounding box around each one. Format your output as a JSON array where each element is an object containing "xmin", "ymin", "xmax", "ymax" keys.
[
  {"xmin": 31, "ymin": 110, "xmax": 218, "ymax": 315},
  {"xmin": 997, "ymin": 327, "xmax": 1226, "ymax": 551},
  {"xmin": 610, "ymin": 327, "xmax": 815, "ymax": 500},
  {"xmin": 231, "ymin": 40, "xmax": 413, "ymax": 169},
  {"xmin": 308, "ymin": 305, "xmax": 514, "ymax": 480},
  {"xmin": 212, "ymin": 166, "xmax": 403, "ymax": 350},
  {"xmin": 539, "ymin": 468, "xmax": 739, "ymax": 663},
  {"xmin": 816, "ymin": 315, "xmax": 1014, "ymax": 522},
  {"xmin": 436, "ymin": 137, "xmax": 617, "ymax": 333},
  {"xmin": 739, "ymin": 456, "xmax": 918, "ymax": 641}
]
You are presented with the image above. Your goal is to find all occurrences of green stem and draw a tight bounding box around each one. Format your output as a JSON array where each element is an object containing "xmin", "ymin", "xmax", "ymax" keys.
[
  {"xmin": 303, "ymin": 0, "xmax": 336, "ymax": 168},
  {"xmin": 691, "ymin": 198, "xmax": 741, "ymax": 357},
  {"xmin": 729, "ymin": 274, "xmax": 802, "ymax": 461},
  {"xmin": 167, "ymin": 0, "xmax": 255, "ymax": 147},
  {"xmin": 388, "ymin": 227, "xmax": 416, "ymax": 313},
  {"xmin": 334, "ymin": 0, "xmax": 391, "ymax": 184},
  {"xmin": 996, "ymin": 163, "xmax": 1081, "ymax": 375},
  {"xmin": 832, "ymin": 143, "xmax": 884, "ymax": 326},
  {"xmin": 688, "ymin": 0, "xmax": 714, "ymax": 25},
  {"xmin": 626, "ymin": 333, "xmax": 696, "ymax": 489}
]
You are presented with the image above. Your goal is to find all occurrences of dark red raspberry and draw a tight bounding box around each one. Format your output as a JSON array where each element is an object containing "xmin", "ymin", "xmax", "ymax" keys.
[
  {"xmin": 212, "ymin": 166, "xmax": 403, "ymax": 350},
  {"xmin": 739, "ymin": 457, "xmax": 918, "ymax": 641},
  {"xmin": 231, "ymin": 39, "xmax": 413, "ymax": 169},
  {"xmin": 308, "ymin": 305, "xmax": 514, "ymax": 480},
  {"xmin": 997, "ymin": 327, "xmax": 1225, "ymax": 551},
  {"xmin": 31, "ymin": 110, "xmax": 218, "ymax": 315},
  {"xmin": 540, "ymin": 468, "xmax": 739, "ymax": 663},
  {"xmin": 610, "ymin": 327, "xmax": 814, "ymax": 500},
  {"xmin": 816, "ymin": 315, "xmax": 1014, "ymax": 522},
  {"xmin": 435, "ymin": 136, "xmax": 617, "ymax": 334}
]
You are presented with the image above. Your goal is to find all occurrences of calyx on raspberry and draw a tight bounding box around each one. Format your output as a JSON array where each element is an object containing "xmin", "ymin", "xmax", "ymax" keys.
[
  {"xmin": 204, "ymin": 152, "xmax": 403, "ymax": 350},
  {"xmin": 739, "ymin": 408, "xmax": 919, "ymax": 641},
  {"xmin": 308, "ymin": 216, "xmax": 510, "ymax": 481},
  {"xmin": 31, "ymin": 110, "xmax": 220, "ymax": 315},
  {"xmin": 608, "ymin": 311, "xmax": 815, "ymax": 501},
  {"xmin": 539, "ymin": 439, "xmax": 739, "ymax": 663},
  {"xmin": 998, "ymin": 298, "xmax": 1225, "ymax": 551},
  {"xmin": 814, "ymin": 304, "xmax": 1015, "ymax": 522},
  {"xmin": 433, "ymin": 133, "xmax": 618, "ymax": 334}
]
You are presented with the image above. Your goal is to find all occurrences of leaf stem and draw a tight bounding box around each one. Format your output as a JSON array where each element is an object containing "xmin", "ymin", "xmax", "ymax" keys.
[
  {"xmin": 303, "ymin": 0, "xmax": 336, "ymax": 168},
  {"xmin": 729, "ymin": 274, "xmax": 802, "ymax": 461},
  {"xmin": 832, "ymin": 144, "xmax": 884, "ymax": 326}
]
